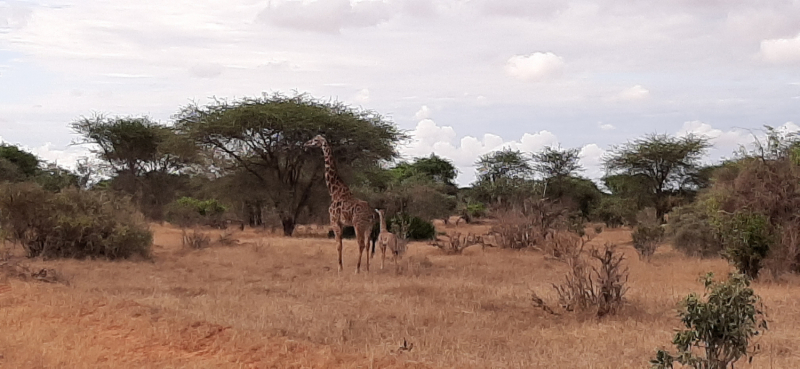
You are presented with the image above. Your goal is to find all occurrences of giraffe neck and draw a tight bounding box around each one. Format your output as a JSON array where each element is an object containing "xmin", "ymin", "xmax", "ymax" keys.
[
  {"xmin": 321, "ymin": 141, "xmax": 352, "ymax": 199},
  {"xmin": 378, "ymin": 212, "xmax": 388, "ymax": 232}
]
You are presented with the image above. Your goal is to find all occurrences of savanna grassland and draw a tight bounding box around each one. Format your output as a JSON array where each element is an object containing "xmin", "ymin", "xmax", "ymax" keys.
[{"xmin": 2, "ymin": 221, "xmax": 800, "ymax": 369}]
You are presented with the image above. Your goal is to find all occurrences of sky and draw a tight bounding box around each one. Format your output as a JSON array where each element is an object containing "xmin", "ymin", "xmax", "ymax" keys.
[{"xmin": 1, "ymin": 0, "xmax": 799, "ymax": 185}]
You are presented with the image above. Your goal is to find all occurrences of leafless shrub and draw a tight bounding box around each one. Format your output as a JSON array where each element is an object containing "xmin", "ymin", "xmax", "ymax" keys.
[
  {"xmin": 182, "ymin": 229, "xmax": 211, "ymax": 249},
  {"xmin": 551, "ymin": 243, "xmax": 629, "ymax": 317},
  {"xmin": 545, "ymin": 231, "xmax": 586, "ymax": 260},
  {"xmin": 0, "ymin": 261, "xmax": 69, "ymax": 285},
  {"xmin": 431, "ymin": 232, "xmax": 482, "ymax": 254},
  {"xmin": 489, "ymin": 199, "xmax": 571, "ymax": 250},
  {"xmin": 216, "ymin": 229, "xmax": 236, "ymax": 246}
]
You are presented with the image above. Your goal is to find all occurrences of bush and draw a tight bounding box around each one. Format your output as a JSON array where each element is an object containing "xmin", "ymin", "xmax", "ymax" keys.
[
  {"xmin": 651, "ymin": 273, "xmax": 768, "ymax": 369},
  {"xmin": 489, "ymin": 199, "xmax": 570, "ymax": 249},
  {"xmin": 718, "ymin": 211, "xmax": 774, "ymax": 279},
  {"xmin": 592, "ymin": 196, "xmax": 637, "ymax": 228},
  {"xmin": 551, "ymin": 243, "xmax": 628, "ymax": 317},
  {"xmin": 0, "ymin": 183, "xmax": 152, "ymax": 259},
  {"xmin": 389, "ymin": 213, "xmax": 436, "ymax": 241},
  {"xmin": 165, "ymin": 197, "xmax": 227, "ymax": 228},
  {"xmin": 667, "ymin": 203, "xmax": 721, "ymax": 258},
  {"xmin": 632, "ymin": 224, "xmax": 665, "ymax": 261}
]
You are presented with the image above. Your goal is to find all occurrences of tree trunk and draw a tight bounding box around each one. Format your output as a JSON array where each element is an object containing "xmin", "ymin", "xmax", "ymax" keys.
[
  {"xmin": 281, "ymin": 216, "xmax": 296, "ymax": 237},
  {"xmin": 247, "ymin": 201, "xmax": 264, "ymax": 227}
]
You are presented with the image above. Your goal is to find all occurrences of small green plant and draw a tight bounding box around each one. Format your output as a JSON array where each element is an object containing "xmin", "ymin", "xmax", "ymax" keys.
[
  {"xmin": 650, "ymin": 273, "xmax": 768, "ymax": 369},
  {"xmin": 632, "ymin": 224, "xmax": 665, "ymax": 261}
]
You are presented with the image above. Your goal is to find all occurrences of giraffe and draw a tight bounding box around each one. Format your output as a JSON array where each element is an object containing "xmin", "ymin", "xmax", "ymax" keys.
[
  {"xmin": 375, "ymin": 208, "xmax": 405, "ymax": 270},
  {"xmin": 304, "ymin": 135, "xmax": 376, "ymax": 273}
]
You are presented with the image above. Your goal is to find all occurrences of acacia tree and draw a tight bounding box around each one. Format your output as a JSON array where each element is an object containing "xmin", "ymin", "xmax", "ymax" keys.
[
  {"xmin": 71, "ymin": 115, "xmax": 196, "ymax": 218},
  {"xmin": 473, "ymin": 148, "xmax": 536, "ymax": 207},
  {"xmin": 175, "ymin": 93, "xmax": 404, "ymax": 236},
  {"xmin": 603, "ymin": 133, "xmax": 710, "ymax": 222},
  {"xmin": 531, "ymin": 146, "xmax": 582, "ymax": 182}
]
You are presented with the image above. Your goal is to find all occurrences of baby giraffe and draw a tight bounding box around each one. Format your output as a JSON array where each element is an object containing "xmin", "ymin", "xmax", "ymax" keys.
[{"xmin": 375, "ymin": 209, "xmax": 405, "ymax": 269}]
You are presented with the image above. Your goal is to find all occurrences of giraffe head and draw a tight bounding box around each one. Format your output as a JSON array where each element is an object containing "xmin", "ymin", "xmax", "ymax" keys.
[{"xmin": 304, "ymin": 134, "xmax": 327, "ymax": 149}]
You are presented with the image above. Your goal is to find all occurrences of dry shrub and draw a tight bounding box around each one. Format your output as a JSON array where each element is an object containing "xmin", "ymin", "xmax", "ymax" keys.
[
  {"xmin": 0, "ymin": 183, "xmax": 152, "ymax": 260},
  {"xmin": 551, "ymin": 243, "xmax": 629, "ymax": 317},
  {"xmin": 217, "ymin": 229, "xmax": 236, "ymax": 246},
  {"xmin": 395, "ymin": 255, "xmax": 434, "ymax": 276},
  {"xmin": 0, "ymin": 261, "xmax": 68, "ymax": 285},
  {"xmin": 546, "ymin": 231, "xmax": 585, "ymax": 260},
  {"xmin": 489, "ymin": 199, "xmax": 569, "ymax": 249},
  {"xmin": 431, "ymin": 232, "xmax": 482, "ymax": 254},
  {"xmin": 182, "ymin": 229, "xmax": 211, "ymax": 249},
  {"xmin": 707, "ymin": 154, "xmax": 800, "ymax": 276}
]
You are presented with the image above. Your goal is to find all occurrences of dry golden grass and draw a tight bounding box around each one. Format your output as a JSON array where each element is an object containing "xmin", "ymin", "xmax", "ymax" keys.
[{"xmin": 1, "ymin": 223, "xmax": 800, "ymax": 368}]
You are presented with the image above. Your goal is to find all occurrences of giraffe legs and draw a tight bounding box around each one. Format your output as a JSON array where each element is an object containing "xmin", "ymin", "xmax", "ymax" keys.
[
  {"xmin": 363, "ymin": 228, "xmax": 372, "ymax": 272},
  {"xmin": 355, "ymin": 226, "xmax": 366, "ymax": 273},
  {"xmin": 380, "ymin": 241, "xmax": 386, "ymax": 270},
  {"xmin": 332, "ymin": 223, "xmax": 343, "ymax": 273}
]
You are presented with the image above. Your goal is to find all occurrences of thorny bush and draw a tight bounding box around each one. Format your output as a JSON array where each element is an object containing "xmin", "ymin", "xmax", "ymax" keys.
[{"xmin": 0, "ymin": 182, "xmax": 152, "ymax": 259}]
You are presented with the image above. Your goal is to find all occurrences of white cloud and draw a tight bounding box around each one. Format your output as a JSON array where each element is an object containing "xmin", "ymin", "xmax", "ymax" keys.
[
  {"xmin": 505, "ymin": 52, "xmax": 565, "ymax": 82},
  {"xmin": 616, "ymin": 85, "xmax": 650, "ymax": 101},
  {"xmin": 414, "ymin": 105, "xmax": 431, "ymax": 120},
  {"xmin": 258, "ymin": 0, "xmax": 394, "ymax": 34},
  {"xmin": 760, "ymin": 33, "xmax": 800, "ymax": 64},
  {"xmin": 579, "ymin": 143, "xmax": 607, "ymax": 180},
  {"xmin": 401, "ymin": 117, "xmax": 604, "ymax": 185},
  {"xmin": 353, "ymin": 88, "xmax": 370, "ymax": 104},
  {"xmin": 598, "ymin": 122, "xmax": 616, "ymax": 131}
]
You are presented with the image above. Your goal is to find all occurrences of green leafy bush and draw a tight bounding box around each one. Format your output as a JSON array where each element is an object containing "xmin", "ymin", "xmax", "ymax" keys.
[
  {"xmin": 592, "ymin": 196, "xmax": 637, "ymax": 228},
  {"xmin": 389, "ymin": 213, "xmax": 436, "ymax": 240},
  {"xmin": 165, "ymin": 197, "xmax": 227, "ymax": 228},
  {"xmin": 651, "ymin": 273, "xmax": 768, "ymax": 369},
  {"xmin": 0, "ymin": 182, "xmax": 152, "ymax": 259},
  {"xmin": 718, "ymin": 211, "xmax": 774, "ymax": 279},
  {"xmin": 667, "ymin": 204, "xmax": 721, "ymax": 258}
]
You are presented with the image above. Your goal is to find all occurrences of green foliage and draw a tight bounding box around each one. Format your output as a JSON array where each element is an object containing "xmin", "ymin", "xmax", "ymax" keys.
[
  {"xmin": 0, "ymin": 143, "xmax": 40, "ymax": 178},
  {"xmin": 604, "ymin": 133, "xmax": 710, "ymax": 220},
  {"xmin": 531, "ymin": 145, "xmax": 582, "ymax": 180},
  {"xmin": 391, "ymin": 154, "xmax": 458, "ymax": 188},
  {"xmin": 476, "ymin": 148, "xmax": 532, "ymax": 183},
  {"xmin": 632, "ymin": 224, "xmax": 665, "ymax": 261},
  {"xmin": 547, "ymin": 176, "xmax": 602, "ymax": 218},
  {"xmin": 176, "ymin": 93, "xmax": 404, "ymax": 236},
  {"xmin": 718, "ymin": 211, "xmax": 774, "ymax": 279},
  {"xmin": 389, "ymin": 213, "xmax": 436, "ymax": 241},
  {"xmin": 165, "ymin": 197, "xmax": 227, "ymax": 228},
  {"xmin": 592, "ymin": 196, "xmax": 638, "ymax": 228},
  {"xmin": 0, "ymin": 182, "xmax": 152, "ymax": 259},
  {"xmin": 72, "ymin": 115, "xmax": 196, "ymax": 219},
  {"xmin": 34, "ymin": 164, "xmax": 80, "ymax": 192},
  {"xmin": 667, "ymin": 204, "xmax": 721, "ymax": 258},
  {"xmin": 651, "ymin": 273, "xmax": 768, "ymax": 369}
]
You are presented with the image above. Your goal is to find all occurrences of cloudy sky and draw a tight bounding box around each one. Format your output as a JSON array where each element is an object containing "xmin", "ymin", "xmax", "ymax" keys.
[{"xmin": 1, "ymin": 0, "xmax": 799, "ymax": 185}]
